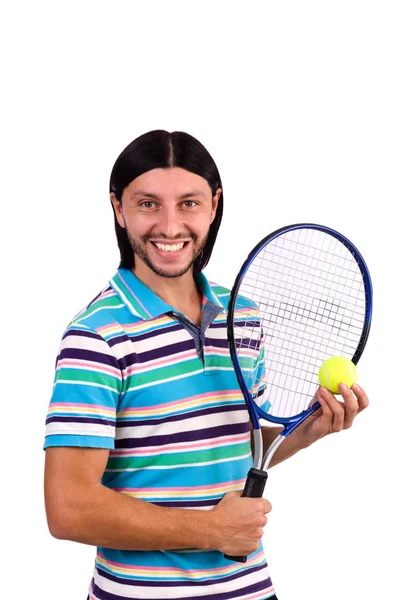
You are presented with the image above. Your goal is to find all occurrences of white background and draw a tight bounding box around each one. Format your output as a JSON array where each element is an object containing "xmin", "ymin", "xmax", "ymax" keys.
[{"xmin": 1, "ymin": 1, "xmax": 396, "ymax": 599}]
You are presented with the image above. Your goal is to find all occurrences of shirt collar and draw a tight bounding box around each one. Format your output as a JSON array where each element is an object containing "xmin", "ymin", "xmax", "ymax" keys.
[{"xmin": 109, "ymin": 268, "xmax": 226, "ymax": 321}]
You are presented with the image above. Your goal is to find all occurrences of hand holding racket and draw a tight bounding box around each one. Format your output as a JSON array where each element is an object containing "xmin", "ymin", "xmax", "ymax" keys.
[{"xmin": 224, "ymin": 223, "xmax": 373, "ymax": 562}]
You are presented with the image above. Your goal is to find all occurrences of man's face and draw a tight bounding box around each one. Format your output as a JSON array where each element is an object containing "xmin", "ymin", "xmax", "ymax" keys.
[{"xmin": 111, "ymin": 167, "xmax": 221, "ymax": 280}]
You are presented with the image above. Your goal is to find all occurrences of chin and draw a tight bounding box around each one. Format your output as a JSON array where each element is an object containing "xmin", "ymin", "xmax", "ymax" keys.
[{"xmin": 154, "ymin": 266, "xmax": 193, "ymax": 279}]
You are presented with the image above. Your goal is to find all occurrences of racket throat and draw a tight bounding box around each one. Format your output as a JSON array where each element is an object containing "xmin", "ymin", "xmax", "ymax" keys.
[
  {"xmin": 252, "ymin": 428, "xmax": 264, "ymax": 469},
  {"xmin": 261, "ymin": 433, "xmax": 285, "ymax": 471}
]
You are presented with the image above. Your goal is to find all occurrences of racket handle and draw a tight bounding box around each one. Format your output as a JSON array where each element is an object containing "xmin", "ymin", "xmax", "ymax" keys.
[{"xmin": 224, "ymin": 468, "xmax": 268, "ymax": 563}]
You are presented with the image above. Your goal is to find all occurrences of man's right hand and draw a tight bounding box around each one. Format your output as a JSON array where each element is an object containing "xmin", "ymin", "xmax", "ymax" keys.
[{"xmin": 208, "ymin": 491, "xmax": 272, "ymax": 556}]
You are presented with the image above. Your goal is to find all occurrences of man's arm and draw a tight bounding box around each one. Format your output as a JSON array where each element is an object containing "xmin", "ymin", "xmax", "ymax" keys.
[
  {"xmin": 260, "ymin": 383, "xmax": 369, "ymax": 468},
  {"xmin": 44, "ymin": 447, "xmax": 271, "ymax": 557},
  {"xmin": 260, "ymin": 425, "xmax": 309, "ymax": 468}
]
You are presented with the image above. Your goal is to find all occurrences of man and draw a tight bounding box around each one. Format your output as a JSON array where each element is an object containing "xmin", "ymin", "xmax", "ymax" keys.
[{"xmin": 44, "ymin": 130, "xmax": 369, "ymax": 600}]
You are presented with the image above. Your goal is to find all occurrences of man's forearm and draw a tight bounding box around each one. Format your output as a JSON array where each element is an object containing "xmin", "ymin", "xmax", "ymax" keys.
[
  {"xmin": 260, "ymin": 425, "xmax": 311, "ymax": 468},
  {"xmin": 49, "ymin": 482, "xmax": 214, "ymax": 551}
]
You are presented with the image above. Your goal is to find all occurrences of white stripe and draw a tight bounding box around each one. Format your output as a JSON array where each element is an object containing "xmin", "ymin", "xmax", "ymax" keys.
[
  {"xmin": 113, "ymin": 327, "xmax": 189, "ymax": 356},
  {"xmin": 59, "ymin": 333, "xmax": 116, "ymax": 356},
  {"xmin": 110, "ymin": 279, "xmax": 144, "ymax": 318},
  {"xmin": 46, "ymin": 422, "xmax": 114, "ymax": 436},
  {"xmin": 54, "ymin": 379, "xmax": 119, "ymax": 393}
]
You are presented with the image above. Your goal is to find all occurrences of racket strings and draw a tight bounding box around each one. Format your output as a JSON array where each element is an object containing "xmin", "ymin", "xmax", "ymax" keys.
[{"xmin": 234, "ymin": 228, "xmax": 367, "ymax": 419}]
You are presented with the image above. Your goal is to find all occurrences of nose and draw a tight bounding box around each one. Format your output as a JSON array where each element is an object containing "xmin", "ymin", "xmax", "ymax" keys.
[{"xmin": 159, "ymin": 204, "xmax": 183, "ymax": 238}]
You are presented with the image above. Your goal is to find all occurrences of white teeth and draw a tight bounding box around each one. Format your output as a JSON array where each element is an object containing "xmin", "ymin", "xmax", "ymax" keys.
[{"xmin": 154, "ymin": 242, "xmax": 185, "ymax": 252}]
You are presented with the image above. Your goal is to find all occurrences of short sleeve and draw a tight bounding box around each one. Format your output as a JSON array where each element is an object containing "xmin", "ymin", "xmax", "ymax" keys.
[{"xmin": 43, "ymin": 322, "xmax": 123, "ymax": 449}]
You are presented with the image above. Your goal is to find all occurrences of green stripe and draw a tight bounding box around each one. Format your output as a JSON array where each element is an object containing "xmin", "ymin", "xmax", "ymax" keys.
[
  {"xmin": 77, "ymin": 295, "xmax": 123, "ymax": 320},
  {"xmin": 205, "ymin": 355, "xmax": 234, "ymax": 369},
  {"xmin": 107, "ymin": 442, "xmax": 250, "ymax": 470},
  {"xmin": 125, "ymin": 359, "xmax": 203, "ymax": 389},
  {"xmin": 211, "ymin": 284, "xmax": 230, "ymax": 296},
  {"xmin": 54, "ymin": 368, "xmax": 121, "ymax": 391}
]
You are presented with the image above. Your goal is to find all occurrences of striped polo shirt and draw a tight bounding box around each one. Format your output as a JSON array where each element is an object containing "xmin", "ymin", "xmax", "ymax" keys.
[{"xmin": 44, "ymin": 268, "xmax": 275, "ymax": 600}]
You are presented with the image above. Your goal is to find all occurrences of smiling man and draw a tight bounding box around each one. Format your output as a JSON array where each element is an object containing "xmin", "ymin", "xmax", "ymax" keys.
[
  {"xmin": 44, "ymin": 130, "xmax": 368, "ymax": 600},
  {"xmin": 110, "ymin": 167, "xmax": 221, "ymax": 324}
]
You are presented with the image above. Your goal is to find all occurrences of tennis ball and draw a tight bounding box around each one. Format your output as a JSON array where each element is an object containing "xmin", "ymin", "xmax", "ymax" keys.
[{"xmin": 318, "ymin": 356, "xmax": 358, "ymax": 394}]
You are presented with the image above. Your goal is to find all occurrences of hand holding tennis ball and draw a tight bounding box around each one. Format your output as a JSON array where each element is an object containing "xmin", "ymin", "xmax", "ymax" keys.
[{"xmin": 318, "ymin": 356, "xmax": 358, "ymax": 394}]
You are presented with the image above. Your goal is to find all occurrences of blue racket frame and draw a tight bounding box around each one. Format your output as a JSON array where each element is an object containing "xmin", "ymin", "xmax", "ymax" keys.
[
  {"xmin": 227, "ymin": 223, "xmax": 373, "ymax": 433},
  {"xmin": 224, "ymin": 223, "xmax": 373, "ymax": 562}
]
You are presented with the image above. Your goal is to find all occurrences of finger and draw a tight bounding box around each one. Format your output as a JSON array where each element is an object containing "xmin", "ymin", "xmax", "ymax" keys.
[
  {"xmin": 315, "ymin": 388, "xmax": 332, "ymax": 416},
  {"xmin": 318, "ymin": 387, "xmax": 346, "ymax": 432},
  {"xmin": 351, "ymin": 383, "xmax": 369, "ymax": 412},
  {"xmin": 249, "ymin": 498, "xmax": 272, "ymax": 513},
  {"xmin": 309, "ymin": 389, "xmax": 323, "ymax": 409},
  {"xmin": 337, "ymin": 383, "xmax": 359, "ymax": 429},
  {"xmin": 314, "ymin": 388, "xmax": 333, "ymax": 431}
]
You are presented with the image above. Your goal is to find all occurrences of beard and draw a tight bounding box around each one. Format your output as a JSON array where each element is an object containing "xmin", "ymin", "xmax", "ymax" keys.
[{"xmin": 126, "ymin": 230, "xmax": 207, "ymax": 278}]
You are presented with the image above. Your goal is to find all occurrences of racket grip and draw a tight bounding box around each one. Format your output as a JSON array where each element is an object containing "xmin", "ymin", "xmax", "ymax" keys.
[{"xmin": 224, "ymin": 468, "xmax": 268, "ymax": 563}]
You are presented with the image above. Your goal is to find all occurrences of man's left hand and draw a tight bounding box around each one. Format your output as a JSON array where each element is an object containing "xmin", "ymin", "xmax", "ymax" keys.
[{"xmin": 294, "ymin": 383, "xmax": 369, "ymax": 448}]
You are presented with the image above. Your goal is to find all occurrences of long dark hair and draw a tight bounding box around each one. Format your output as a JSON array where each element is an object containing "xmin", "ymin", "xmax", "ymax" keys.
[{"xmin": 109, "ymin": 130, "xmax": 223, "ymax": 274}]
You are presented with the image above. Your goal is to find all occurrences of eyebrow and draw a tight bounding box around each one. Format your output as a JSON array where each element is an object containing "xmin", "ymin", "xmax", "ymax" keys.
[{"xmin": 131, "ymin": 189, "xmax": 207, "ymax": 200}]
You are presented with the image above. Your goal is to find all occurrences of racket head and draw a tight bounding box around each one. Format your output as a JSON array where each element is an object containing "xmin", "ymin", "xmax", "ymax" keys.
[{"xmin": 227, "ymin": 223, "xmax": 373, "ymax": 431}]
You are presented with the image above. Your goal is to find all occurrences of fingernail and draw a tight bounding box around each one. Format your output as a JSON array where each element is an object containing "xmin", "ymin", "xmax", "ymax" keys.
[
  {"xmin": 352, "ymin": 383, "xmax": 360, "ymax": 392},
  {"xmin": 338, "ymin": 383, "xmax": 348, "ymax": 393}
]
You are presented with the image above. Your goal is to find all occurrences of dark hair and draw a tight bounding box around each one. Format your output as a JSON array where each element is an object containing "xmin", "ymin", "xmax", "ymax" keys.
[{"xmin": 109, "ymin": 130, "xmax": 223, "ymax": 274}]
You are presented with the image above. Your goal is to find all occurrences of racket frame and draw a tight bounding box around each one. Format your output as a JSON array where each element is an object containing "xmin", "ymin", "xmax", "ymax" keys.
[
  {"xmin": 227, "ymin": 222, "xmax": 373, "ymax": 437},
  {"xmin": 224, "ymin": 223, "xmax": 373, "ymax": 561}
]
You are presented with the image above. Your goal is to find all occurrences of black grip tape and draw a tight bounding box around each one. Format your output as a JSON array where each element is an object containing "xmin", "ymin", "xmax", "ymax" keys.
[{"xmin": 224, "ymin": 468, "xmax": 268, "ymax": 563}]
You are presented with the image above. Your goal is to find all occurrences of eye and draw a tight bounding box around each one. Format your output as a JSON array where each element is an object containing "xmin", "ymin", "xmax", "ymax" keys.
[
  {"xmin": 140, "ymin": 201, "xmax": 156, "ymax": 209},
  {"xmin": 183, "ymin": 200, "xmax": 198, "ymax": 208}
]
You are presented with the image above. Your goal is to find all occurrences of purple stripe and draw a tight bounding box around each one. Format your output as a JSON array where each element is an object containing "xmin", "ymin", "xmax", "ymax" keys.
[
  {"xmin": 205, "ymin": 338, "xmax": 229, "ymax": 349},
  {"xmin": 236, "ymin": 337, "xmax": 261, "ymax": 351},
  {"xmin": 56, "ymin": 330, "xmax": 100, "ymax": 363},
  {"xmin": 94, "ymin": 561, "xmax": 269, "ymax": 589},
  {"xmin": 106, "ymin": 332, "xmax": 132, "ymax": 347},
  {"xmin": 208, "ymin": 322, "xmax": 227, "ymax": 329},
  {"xmin": 152, "ymin": 499, "xmax": 219, "ymax": 508},
  {"xmin": 133, "ymin": 339, "xmax": 195, "ymax": 363},
  {"xmin": 58, "ymin": 347, "xmax": 120, "ymax": 369},
  {"xmin": 115, "ymin": 422, "xmax": 249, "ymax": 449},
  {"xmin": 64, "ymin": 328, "xmax": 102, "ymax": 340},
  {"xmin": 116, "ymin": 403, "xmax": 247, "ymax": 428},
  {"xmin": 235, "ymin": 319, "xmax": 261, "ymax": 328},
  {"xmin": 108, "ymin": 339, "xmax": 196, "ymax": 370}
]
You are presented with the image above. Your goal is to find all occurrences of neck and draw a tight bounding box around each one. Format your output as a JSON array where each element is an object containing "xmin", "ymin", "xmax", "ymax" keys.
[{"xmin": 132, "ymin": 263, "xmax": 202, "ymax": 317}]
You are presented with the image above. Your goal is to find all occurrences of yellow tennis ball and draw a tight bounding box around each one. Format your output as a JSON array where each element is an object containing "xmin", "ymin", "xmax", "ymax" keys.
[{"xmin": 318, "ymin": 356, "xmax": 358, "ymax": 394}]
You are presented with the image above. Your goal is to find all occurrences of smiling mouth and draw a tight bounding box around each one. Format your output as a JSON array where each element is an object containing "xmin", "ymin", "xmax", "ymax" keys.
[{"xmin": 151, "ymin": 241, "xmax": 189, "ymax": 253}]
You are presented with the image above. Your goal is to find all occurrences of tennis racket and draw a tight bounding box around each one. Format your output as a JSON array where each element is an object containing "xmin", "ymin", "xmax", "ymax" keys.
[{"xmin": 224, "ymin": 223, "xmax": 373, "ymax": 562}]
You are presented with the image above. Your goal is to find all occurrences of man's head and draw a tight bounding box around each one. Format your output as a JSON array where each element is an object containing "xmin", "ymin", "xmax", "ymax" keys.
[{"xmin": 109, "ymin": 131, "xmax": 223, "ymax": 278}]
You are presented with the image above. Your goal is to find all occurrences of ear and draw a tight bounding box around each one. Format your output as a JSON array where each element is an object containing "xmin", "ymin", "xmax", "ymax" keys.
[
  {"xmin": 210, "ymin": 188, "xmax": 222, "ymax": 224},
  {"xmin": 110, "ymin": 192, "xmax": 126, "ymax": 229}
]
